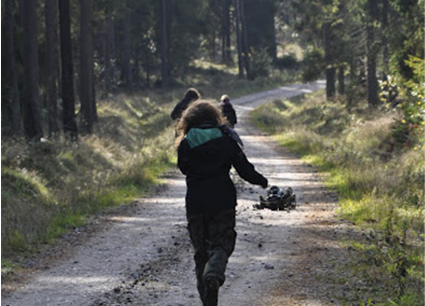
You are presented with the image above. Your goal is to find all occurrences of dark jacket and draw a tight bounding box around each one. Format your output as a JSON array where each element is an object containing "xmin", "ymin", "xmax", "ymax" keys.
[
  {"xmin": 171, "ymin": 97, "xmax": 193, "ymax": 120},
  {"xmin": 220, "ymin": 102, "xmax": 237, "ymax": 127},
  {"xmin": 178, "ymin": 126, "xmax": 267, "ymax": 215}
]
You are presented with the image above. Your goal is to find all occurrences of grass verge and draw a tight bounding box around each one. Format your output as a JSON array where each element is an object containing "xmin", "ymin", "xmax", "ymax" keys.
[
  {"xmin": 1, "ymin": 93, "xmax": 177, "ymax": 261},
  {"xmin": 1, "ymin": 60, "xmax": 297, "ymax": 277},
  {"xmin": 252, "ymin": 91, "xmax": 424, "ymax": 306}
]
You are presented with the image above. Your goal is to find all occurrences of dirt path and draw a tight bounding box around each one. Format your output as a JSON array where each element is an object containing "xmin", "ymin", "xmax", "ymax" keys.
[{"xmin": 3, "ymin": 81, "xmax": 354, "ymax": 306}]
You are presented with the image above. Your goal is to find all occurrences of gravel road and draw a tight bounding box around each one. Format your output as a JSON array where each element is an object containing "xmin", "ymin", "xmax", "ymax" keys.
[{"xmin": 3, "ymin": 81, "xmax": 354, "ymax": 306}]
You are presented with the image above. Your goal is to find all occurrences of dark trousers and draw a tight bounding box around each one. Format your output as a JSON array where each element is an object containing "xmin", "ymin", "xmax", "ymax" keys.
[{"xmin": 187, "ymin": 208, "xmax": 237, "ymax": 299}]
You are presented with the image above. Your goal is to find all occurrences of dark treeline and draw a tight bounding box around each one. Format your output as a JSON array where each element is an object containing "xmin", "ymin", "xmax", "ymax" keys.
[{"xmin": 2, "ymin": 0, "xmax": 423, "ymax": 141}]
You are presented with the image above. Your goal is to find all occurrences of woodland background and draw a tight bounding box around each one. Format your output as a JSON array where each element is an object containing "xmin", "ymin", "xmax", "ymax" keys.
[{"xmin": 1, "ymin": 1, "xmax": 424, "ymax": 305}]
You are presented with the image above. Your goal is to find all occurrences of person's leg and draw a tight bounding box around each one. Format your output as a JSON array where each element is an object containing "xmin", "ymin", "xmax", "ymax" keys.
[
  {"xmin": 187, "ymin": 214, "xmax": 208, "ymax": 303},
  {"xmin": 203, "ymin": 208, "xmax": 236, "ymax": 284},
  {"xmin": 203, "ymin": 208, "xmax": 237, "ymax": 306},
  {"xmin": 195, "ymin": 250, "xmax": 208, "ymax": 302}
]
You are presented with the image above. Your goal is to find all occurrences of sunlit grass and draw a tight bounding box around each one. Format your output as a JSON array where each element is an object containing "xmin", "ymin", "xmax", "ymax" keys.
[
  {"xmin": 189, "ymin": 58, "xmax": 299, "ymax": 100},
  {"xmin": 1, "ymin": 90, "xmax": 177, "ymax": 260},
  {"xmin": 1, "ymin": 260, "xmax": 17, "ymax": 279},
  {"xmin": 252, "ymin": 91, "xmax": 425, "ymax": 305},
  {"xmin": 1, "ymin": 60, "xmax": 299, "ymax": 272}
]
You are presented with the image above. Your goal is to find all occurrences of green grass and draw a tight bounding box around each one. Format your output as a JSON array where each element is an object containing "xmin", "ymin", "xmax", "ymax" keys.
[
  {"xmin": 1, "ymin": 59, "xmax": 298, "ymax": 274},
  {"xmin": 186, "ymin": 59, "xmax": 300, "ymax": 100},
  {"xmin": 1, "ymin": 260, "xmax": 16, "ymax": 278},
  {"xmin": 252, "ymin": 91, "xmax": 425, "ymax": 305}
]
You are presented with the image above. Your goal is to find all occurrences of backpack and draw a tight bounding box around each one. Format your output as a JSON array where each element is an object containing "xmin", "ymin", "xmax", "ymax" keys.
[{"xmin": 254, "ymin": 186, "xmax": 296, "ymax": 211}]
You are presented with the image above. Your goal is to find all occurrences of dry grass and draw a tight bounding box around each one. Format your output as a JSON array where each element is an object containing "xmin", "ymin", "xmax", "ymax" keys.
[
  {"xmin": 252, "ymin": 91, "xmax": 425, "ymax": 305},
  {"xmin": 1, "ymin": 92, "xmax": 176, "ymax": 259},
  {"xmin": 1, "ymin": 60, "xmax": 299, "ymax": 268}
]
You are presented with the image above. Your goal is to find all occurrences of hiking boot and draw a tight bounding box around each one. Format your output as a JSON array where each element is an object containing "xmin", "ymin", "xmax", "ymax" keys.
[{"xmin": 203, "ymin": 277, "xmax": 220, "ymax": 306}]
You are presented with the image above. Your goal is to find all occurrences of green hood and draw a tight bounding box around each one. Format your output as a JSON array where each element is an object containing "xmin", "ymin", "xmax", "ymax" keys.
[{"xmin": 185, "ymin": 128, "xmax": 223, "ymax": 148}]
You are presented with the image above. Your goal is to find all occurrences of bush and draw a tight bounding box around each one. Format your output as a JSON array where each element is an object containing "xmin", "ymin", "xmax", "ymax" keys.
[
  {"xmin": 252, "ymin": 91, "xmax": 425, "ymax": 304},
  {"xmin": 301, "ymin": 47, "xmax": 325, "ymax": 83},
  {"xmin": 249, "ymin": 47, "xmax": 273, "ymax": 80},
  {"xmin": 275, "ymin": 53, "xmax": 299, "ymax": 70},
  {"xmin": 379, "ymin": 56, "xmax": 425, "ymax": 149}
]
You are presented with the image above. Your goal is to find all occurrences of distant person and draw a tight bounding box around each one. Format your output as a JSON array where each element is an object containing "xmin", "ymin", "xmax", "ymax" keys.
[
  {"xmin": 219, "ymin": 94, "xmax": 237, "ymax": 128},
  {"xmin": 176, "ymin": 100, "xmax": 268, "ymax": 306},
  {"xmin": 170, "ymin": 88, "xmax": 201, "ymax": 120}
]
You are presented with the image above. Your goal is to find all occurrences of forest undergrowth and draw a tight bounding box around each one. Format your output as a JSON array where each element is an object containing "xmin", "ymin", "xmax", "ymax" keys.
[
  {"xmin": 1, "ymin": 62, "xmax": 295, "ymax": 277},
  {"xmin": 252, "ymin": 91, "xmax": 424, "ymax": 306}
]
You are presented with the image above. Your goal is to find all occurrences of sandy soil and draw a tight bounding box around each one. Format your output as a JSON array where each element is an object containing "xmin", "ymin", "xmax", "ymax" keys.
[{"xmin": 3, "ymin": 81, "xmax": 357, "ymax": 306}]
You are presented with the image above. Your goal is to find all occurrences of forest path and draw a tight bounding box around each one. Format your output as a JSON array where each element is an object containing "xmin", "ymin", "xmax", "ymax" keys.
[{"xmin": 3, "ymin": 81, "xmax": 352, "ymax": 306}]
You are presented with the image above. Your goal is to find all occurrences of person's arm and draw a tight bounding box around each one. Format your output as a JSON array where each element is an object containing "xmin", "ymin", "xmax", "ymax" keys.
[
  {"xmin": 171, "ymin": 99, "xmax": 189, "ymax": 120},
  {"xmin": 177, "ymin": 140, "xmax": 190, "ymax": 175},
  {"xmin": 170, "ymin": 103, "xmax": 182, "ymax": 120},
  {"xmin": 231, "ymin": 141, "xmax": 267, "ymax": 188},
  {"xmin": 232, "ymin": 107, "xmax": 237, "ymax": 125}
]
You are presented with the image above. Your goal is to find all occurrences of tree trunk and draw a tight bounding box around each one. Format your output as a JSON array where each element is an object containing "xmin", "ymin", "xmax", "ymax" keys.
[
  {"xmin": 5, "ymin": 0, "xmax": 23, "ymax": 136},
  {"xmin": 91, "ymin": 55, "xmax": 98, "ymax": 122},
  {"xmin": 145, "ymin": 56, "xmax": 151, "ymax": 87},
  {"xmin": 381, "ymin": 0, "xmax": 389, "ymax": 78},
  {"xmin": 109, "ymin": 14, "xmax": 116, "ymax": 91},
  {"xmin": 22, "ymin": 0, "xmax": 43, "ymax": 141},
  {"xmin": 221, "ymin": 0, "xmax": 231, "ymax": 63},
  {"xmin": 59, "ymin": 0, "xmax": 78, "ymax": 140},
  {"xmin": 80, "ymin": 0, "xmax": 93, "ymax": 134},
  {"xmin": 103, "ymin": 14, "xmax": 112, "ymax": 94},
  {"xmin": 349, "ymin": 56, "xmax": 357, "ymax": 83},
  {"xmin": 89, "ymin": 3, "xmax": 97, "ymax": 120},
  {"xmin": 366, "ymin": 0, "xmax": 379, "ymax": 107},
  {"xmin": 224, "ymin": 0, "xmax": 232, "ymax": 63},
  {"xmin": 160, "ymin": 0, "xmax": 169, "ymax": 88},
  {"xmin": 243, "ymin": 0, "xmax": 277, "ymax": 61},
  {"xmin": 338, "ymin": 66, "xmax": 345, "ymax": 95},
  {"xmin": 122, "ymin": 1, "xmax": 132, "ymax": 89},
  {"xmin": 366, "ymin": 24, "xmax": 378, "ymax": 107},
  {"xmin": 326, "ymin": 67, "xmax": 336, "ymax": 99},
  {"xmin": 235, "ymin": 0, "xmax": 244, "ymax": 78},
  {"xmin": 240, "ymin": 0, "xmax": 251, "ymax": 79},
  {"xmin": 133, "ymin": 55, "xmax": 140, "ymax": 86},
  {"xmin": 221, "ymin": 33, "xmax": 226, "ymax": 63},
  {"xmin": 45, "ymin": 0, "xmax": 60, "ymax": 137},
  {"xmin": 323, "ymin": 21, "xmax": 336, "ymax": 99},
  {"xmin": 144, "ymin": 43, "xmax": 151, "ymax": 87},
  {"xmin": 211, "ymin": 25, "xmax": 217, "ymax": 60}
]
